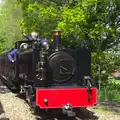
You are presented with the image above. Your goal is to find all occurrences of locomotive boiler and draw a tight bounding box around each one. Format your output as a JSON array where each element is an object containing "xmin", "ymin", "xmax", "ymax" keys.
[{"xmin": 0, "ymin": 30, "xmax": 97, "ymax": 116}]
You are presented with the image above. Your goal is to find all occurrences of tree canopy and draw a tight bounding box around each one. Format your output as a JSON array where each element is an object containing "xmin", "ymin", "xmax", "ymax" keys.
[
  {"xmin": 18, "ymin": 0, "xmax": 120, "ymax": 50},
  {"xmin": 0, "ymin": 0, "xmax": 120, "ymax": 87},
  {"xmin": 0, "ymin": 0, "xmax": 119, "ymax": 51},
  {"xmin": 0, "ymin": 0, "xmax": 23, "ymax": 53}
]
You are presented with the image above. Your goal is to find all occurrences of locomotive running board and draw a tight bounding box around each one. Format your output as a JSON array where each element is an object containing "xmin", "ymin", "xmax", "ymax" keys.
[{"xmin": 0, "ymin": 75, "xmax": 19, "ymax": 93}]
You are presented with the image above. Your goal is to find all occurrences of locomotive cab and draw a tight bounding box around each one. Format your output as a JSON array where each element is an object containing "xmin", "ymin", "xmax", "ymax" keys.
[{"xmin": 14, "ymin": 40, "xmax": 40, "ymax": 82}]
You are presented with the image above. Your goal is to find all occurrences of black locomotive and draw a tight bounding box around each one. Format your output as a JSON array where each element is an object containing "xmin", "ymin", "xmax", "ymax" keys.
[{"xmin": 0, "ymin": 30, "xmax": 97, "ymax": 117}]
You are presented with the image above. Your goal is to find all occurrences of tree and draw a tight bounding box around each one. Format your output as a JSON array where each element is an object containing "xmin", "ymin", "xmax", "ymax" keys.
[
  {"xmin": 0, "ymin": 0, "xmax": 23, "ymax": 54},
  {"xmin": 18, "ymin": 0, "xmax": 120, "ymax": 50}
]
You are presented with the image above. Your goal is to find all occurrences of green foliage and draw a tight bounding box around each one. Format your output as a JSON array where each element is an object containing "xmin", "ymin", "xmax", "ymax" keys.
[
  {"xmin": 0, "ymin": 0, "xmax": 120, "ymax": 93},
  {"xmin": 18, "ymin": 0, "xmax": 120, "ymax": 50},
  {"xmin": 20, "ymin": 1, "xmax": 59, "ymax": 40},
  {"xmin": 110, "ymin": 79, "xmax": 120, "ymax": 84},
  {"xmin": 91, "ymin": 51, "xmax": 120, "ymax": 86},
  {"xmin": 99, "ymin": 82, "xmax": 120, "ymax": 102},
  {"xmin": 0, "ymin": 0, "xmax": 23, "ymax": 53}
]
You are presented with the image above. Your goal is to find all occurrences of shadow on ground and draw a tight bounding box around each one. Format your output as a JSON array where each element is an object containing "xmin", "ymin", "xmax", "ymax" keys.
[
  {"xmin": 0, "ymin": 102, "xmax": 4, "ymax": 115},
  {"xmin": 35, "ymin": 108, "xmax": 98, "ymax": 120},
  {"xmin": 76, "ymin": 108, "xmax": 98, "ymax": 120},
  {"xmin": 0, "ymin": 118, "xmax": 9, "ymax": 120},
  {"xmin": 99, "ymin": 101, "xmax": 120, "ymax": 113},
  {"xmin": 16, "ymin": 92, "xmax": 99, "ymax": 120},
  {"xmin": 0, "ymin": 101, "xmax": 9, "ymax": 120}
]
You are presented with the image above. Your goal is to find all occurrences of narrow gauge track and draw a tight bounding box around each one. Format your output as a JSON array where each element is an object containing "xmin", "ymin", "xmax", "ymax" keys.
[
  {"xmin": 17, "ymin": 93, "xmax": 96, "ymax": 120},
  {"xmin": 0, "ymin": 79, "xmax": 97, "ymax": 120},
  {"xmin": 34, "ymin": 111, "xmax": 82, "ymax": 120},
  {"xmin": 34, "ymin": 110, "xmax": 96, "ymax": 120},
  {"xmin": 31, "ymin": 106, "xmax": 97, "ymax": 120}
]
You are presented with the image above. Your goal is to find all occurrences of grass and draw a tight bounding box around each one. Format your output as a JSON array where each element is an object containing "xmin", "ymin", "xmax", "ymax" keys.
[
  {"xmin": 98, "ymin": 79, "xmax": 120, "ymax": 102},
  {"xmin": 90, "ymin": 79, "xmax": 120, "ymax": 116},
  {"xmin": 109, "ymin": 78, "xmax": 120, "ymax": 84},
  {"xmin": 92, "ymin": 104, "xmax": 120, "ymax": 115}
]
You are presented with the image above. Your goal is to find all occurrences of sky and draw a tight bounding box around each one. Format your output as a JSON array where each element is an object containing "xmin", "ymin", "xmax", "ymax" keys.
[{"xmin": 0, "ymin": 0, "xmax": 2, "ymax": 4}]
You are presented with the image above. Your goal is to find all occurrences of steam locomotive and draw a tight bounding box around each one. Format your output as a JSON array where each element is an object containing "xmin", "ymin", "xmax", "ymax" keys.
[{"xmin": 0, "ymin": 30, "xmax": 97, "ymax": 116}]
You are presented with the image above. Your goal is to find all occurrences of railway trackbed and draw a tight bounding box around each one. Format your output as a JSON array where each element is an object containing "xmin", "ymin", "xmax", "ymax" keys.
[
  {"xmin": 1, "ymin": 90, "xmax": 120, "ymax": 120},
  {"xmin": 1, "ymin": 79, "xmax": 120, "ymax": 120},
  {"xmin": 0, "ymin": 89, "xmax": 96, "ymax": 120}
]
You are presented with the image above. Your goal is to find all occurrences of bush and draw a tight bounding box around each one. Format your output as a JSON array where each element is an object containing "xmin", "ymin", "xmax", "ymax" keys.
[
  {"xmin": 98, "ymin": 82, "xmax": 120, "ymax": 102},
  {"xmin": 92, "ymin": 51, "xmax": 120, "ymax": 88}
]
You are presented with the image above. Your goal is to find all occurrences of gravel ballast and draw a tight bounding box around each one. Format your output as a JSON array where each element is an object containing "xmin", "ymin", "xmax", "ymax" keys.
[{"xmin": 0, "ymin": 92, "xmax": 36, "ymax": 120}]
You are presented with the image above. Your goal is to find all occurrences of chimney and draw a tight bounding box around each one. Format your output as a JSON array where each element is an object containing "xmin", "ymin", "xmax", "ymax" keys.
[{"xmin": 52, "ymin": 30, "xmax": 62, "ymax": 51}]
